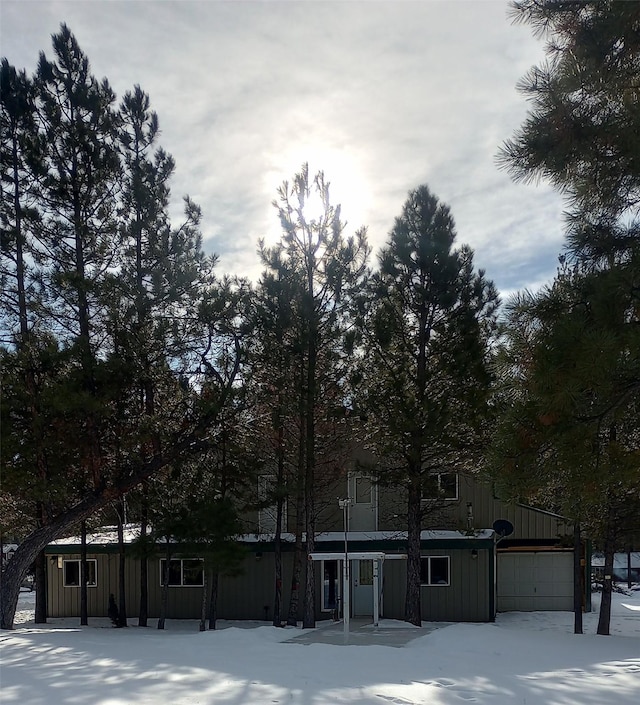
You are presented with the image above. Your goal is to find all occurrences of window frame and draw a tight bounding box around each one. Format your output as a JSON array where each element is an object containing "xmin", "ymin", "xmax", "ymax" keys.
[
  {"xmin": 421, "ymin": 472, "xmax": 459, "ymax": 501},
  {"xmin": 62, "ymin": 558, "xmax": 98, "ymax": 588},
  {"xmin": 420, "ymin": 555, "xmax": 451, "ymax": 587},
  {"xmin": 159, "ymin": 558, "xmax": 204, "ymax": 587}
]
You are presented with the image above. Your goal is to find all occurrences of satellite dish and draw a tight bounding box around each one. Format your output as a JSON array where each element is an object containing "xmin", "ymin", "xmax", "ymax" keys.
[{"xmin": 492, "ymin": 519, "xmax": 514, "ymax": 537}]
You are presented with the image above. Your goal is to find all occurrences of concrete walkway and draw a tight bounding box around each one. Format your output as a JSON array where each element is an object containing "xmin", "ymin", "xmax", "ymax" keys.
[{"xmin": 284, "ymin": 617, "xmax": 449, "ymax": 647}]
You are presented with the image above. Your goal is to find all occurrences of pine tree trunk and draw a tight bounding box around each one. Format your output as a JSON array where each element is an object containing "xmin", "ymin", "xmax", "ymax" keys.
[
  {"xmin": 208, "ymin": 570, "xmax": 219, "ymax": 630},
  {"xmin": 199, "ymin": 568, "xmax": 209, "ymax": 632},
  {"xmin": 573, "ymin": 522, "xmax": 583, "ymax": 634},
  {"xmin": 272, "ymin": 488, "xmax": 284, "ymax": 627},
  {"xmin": 80, "ymin": 521, "xmax": 88, "ymax": 626},
  {"xmin": 34, "ymin": 550, "xmax": 47, "ymax": 624},
  {"xmin": 286, "ymin": 484, "xmax": 304, "ymax": 627},
  {"xmin": 287, "ymin": 375, "xmax": 306, "ymax": 627},
  {"xmin": 117, "ymin": 507, "xmax": 127, "ymax": 627},
  {"xmin": 0, "ymin": 568, "xmax": 22, "ymax": 632},
  {"xmin": 405, "ymin": 481, "xmax": 422, "ymax": 626},
  {"xmin": 597, "ymin": 525, "xmax": 615, "ymax": 636},
  {"xmin": 138, "ymin": 503, "xmax": 148, "ymax": 627},
  {"xmin": 272, "ymin": 420, "xmax": 285, "ymax": 627},
  {"xmin": 158, "ymin": 540, "xmax": 171, "ymax": 630},
  {"xmin": 302, "ymin": 326, "xmax": 316, "ymax": 630}
]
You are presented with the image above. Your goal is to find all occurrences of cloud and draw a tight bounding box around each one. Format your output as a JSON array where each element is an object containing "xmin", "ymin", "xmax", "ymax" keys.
[{"xmin": 1, "ymin": 0, "xmax": 566, "ymax": 294}]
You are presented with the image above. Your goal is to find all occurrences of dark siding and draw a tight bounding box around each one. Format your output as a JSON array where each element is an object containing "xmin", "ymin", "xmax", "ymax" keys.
[
  {"xmin": 377, "ymin": 476, "xmax": 570, "ymax": 540},
  {"xmin": 382, "ymin": 549, "xmax": 491, "ymax": 622}
]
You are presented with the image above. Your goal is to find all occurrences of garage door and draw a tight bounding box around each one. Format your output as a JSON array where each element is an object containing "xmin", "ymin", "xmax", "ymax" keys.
[{"xmin": 497, "ymin": 551, "xmax": 573, "ymax": 612}]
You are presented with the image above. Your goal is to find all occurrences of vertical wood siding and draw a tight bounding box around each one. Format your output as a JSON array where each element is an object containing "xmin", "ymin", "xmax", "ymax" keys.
[{"xmin": 382, "ymin": 548, "xmax": 491, "ymax": 622}]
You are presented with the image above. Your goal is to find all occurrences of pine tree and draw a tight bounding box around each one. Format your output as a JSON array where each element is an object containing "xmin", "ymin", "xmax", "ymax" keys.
[
  {"xmin": 0, "ymin": 26, "xmax": 236, "ymax": 631},
  {"xmin": 248, "ymin": 257, "xmax": 303, "ymax": 626},
  {"xmin": 362, "ymin": 185, "xmax": 498, "ymax": 626},
  {"xmin": 496, "ymin": 0, "xmax": 640, "ymax": 635},
  {"xmin": 0, "ymin": 58, "xmax": 51, "ymax": 622},
  {"xmin": 490, "ymin": 261, "xmax": 640, "ymax": 635},
  {"xmin": 264, "ymin": 164, "xmax": 369, "ymax": 628}
]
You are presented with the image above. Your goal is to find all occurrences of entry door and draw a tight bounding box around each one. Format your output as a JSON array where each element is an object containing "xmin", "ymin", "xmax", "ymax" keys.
[
  {"xmin": 349, "ymin": 474, "xmax": 377, "ymax": 531},
  {"xmin": 353, "ymin": 559, "xmax": 383, "ymax": 616}
]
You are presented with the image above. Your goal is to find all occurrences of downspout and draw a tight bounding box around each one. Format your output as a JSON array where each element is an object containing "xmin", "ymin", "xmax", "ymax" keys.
[{"xmin": 490, "ymin": 531, "xmax": 497, "ymax": 622}]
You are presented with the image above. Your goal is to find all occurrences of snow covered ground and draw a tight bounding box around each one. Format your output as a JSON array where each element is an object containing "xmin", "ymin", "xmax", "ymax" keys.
[{"xmin": 2, "ymin": 590, "xmax": 640, "ymax": 704}]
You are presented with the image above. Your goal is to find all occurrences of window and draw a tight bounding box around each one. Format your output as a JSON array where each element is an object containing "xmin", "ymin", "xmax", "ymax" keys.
[
  {"xmin": 159, "ymin": 558, "xmax": 204, "ymax": 587},
  {"xmin": 359, "ymin": 560, "xmax": 373, "ymax": 586},
  {"xmin": 421, "ymin": 473, "xmax": 458, "ymax": 501},
  {"xmin": 355, "ymin": 476, "xmax": 372, "ymax": 504},
  {"xmin": 420, "ymin": 556, "xmax": 450, "ymax": 586},
  {"xmin": 63, "ymin": 559, "xmax": 97, "ymax": 587}
]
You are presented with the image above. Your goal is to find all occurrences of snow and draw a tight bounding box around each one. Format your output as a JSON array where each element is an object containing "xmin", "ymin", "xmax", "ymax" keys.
[
  {"xmin": 49, "ymin": 525, "xmax": 142, "ymax": 545},
  {"xmin": 48, "ymin": 528, "xmax": 493, "ymax": 547},
  {"xmin": 2, "ymin": 590, "xmax": 640, "ymax": 704}
]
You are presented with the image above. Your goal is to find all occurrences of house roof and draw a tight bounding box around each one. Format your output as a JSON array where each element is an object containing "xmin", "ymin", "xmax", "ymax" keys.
[
  {"xmin": 49, "ymin": 525, "xmax": 142, "ymax": 546},
  {"xmin": 45, "ymin": 527, "xmax": 495, "ymax": 552}
]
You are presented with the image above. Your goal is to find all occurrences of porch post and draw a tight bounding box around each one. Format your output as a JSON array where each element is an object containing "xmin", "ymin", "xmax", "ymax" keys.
[
  {"xmin": 338, "ymin": 498, "xmax": 352, "ymax": 644},
  {"xmin": 373, "ymin": 559, "xmax": 379, "ymax": 627}
]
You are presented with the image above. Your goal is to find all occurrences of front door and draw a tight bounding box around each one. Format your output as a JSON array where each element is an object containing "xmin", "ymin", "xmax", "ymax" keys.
[
  {"xmin": 349, "ymin": 474, "xmax": 377, "ymax": 531},
  {"xmin": 353, "ymin": 559, "xmax": 383, "ymax": 617}
]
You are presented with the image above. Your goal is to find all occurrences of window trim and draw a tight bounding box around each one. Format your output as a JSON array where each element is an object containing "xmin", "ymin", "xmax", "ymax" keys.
[
  {"xmin": 420, "ymin": 555, "xmax": 450, "ymax": 587},
  {"xmin": 159, "ymin": 558, "xmax": 204, "ymax": 587},
  {"xmin": 62, "ymin": 558, "xmax": 97, "ymax": 588},
  {"xmin": 421, "ymin": 472, "xmax": 459, "ymax": 502}
]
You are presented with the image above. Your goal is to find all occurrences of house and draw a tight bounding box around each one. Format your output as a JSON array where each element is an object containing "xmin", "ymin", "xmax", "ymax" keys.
[{"xmin": 43, "ymin": 463, "xmax": 590, "ymax": 623}]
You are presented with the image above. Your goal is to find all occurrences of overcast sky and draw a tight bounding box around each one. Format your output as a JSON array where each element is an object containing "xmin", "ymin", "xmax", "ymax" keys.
[{"xmin": 2, "ymin": 0, "xmax": 567, "ymax": 297}]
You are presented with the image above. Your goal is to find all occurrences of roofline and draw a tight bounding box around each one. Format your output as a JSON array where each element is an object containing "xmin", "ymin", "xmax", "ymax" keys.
[{"xmin": 516, "ymin": 503, "xmax": 570, "ymax": 521}]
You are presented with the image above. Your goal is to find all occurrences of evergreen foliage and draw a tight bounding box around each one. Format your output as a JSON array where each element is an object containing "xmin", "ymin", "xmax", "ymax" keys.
[
  {"xmin": 494, "ymin": 0, "xmax": 640, "ymax": 635},
  {"xmin": 361, "ymin": 185, "xmax": 498, "ymax": 625},
  {"xmin": 0, "ymin": 25, "xmax": 243, "ymax": 630}
]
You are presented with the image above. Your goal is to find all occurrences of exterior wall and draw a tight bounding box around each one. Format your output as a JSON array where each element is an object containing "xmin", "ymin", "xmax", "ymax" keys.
[
  {"xmin": 377, "ymin": 474, "xmax": 570, "ymax": 541},
  {"xmin": 45, "ymin": 539, "xmax": 494, "ymax": 622},
  {"xmin": 459, "ymin": 475, "xmax": 570, "ymax": 541},
  {"xmin": 47, "ymin": 551, "xmax": 140, "ymax": 619},
  {"xmin": 382, "ymin": 547, "xmax": 492, "ymax": 622},
  {"xmin": 217, "ymin": 551, "xmax": 294, "ymax": 621}
]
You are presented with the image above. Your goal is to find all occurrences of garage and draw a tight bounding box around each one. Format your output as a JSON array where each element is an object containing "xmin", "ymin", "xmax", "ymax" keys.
[{"xmin": 497, "ymin": 550, "xmax": 574, "ymax": 612}]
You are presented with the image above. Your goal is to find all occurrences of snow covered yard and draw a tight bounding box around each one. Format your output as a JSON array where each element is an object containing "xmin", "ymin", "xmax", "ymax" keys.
[{"xmin": 2, "ymin": 591, "xmax": 640, "ymax": 705}]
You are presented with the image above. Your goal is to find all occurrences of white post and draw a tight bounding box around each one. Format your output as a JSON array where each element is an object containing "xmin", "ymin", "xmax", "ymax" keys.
[
  {"xmin": 373, "ymin": 559, "xmax": 380, "ymax": 627},
  {"xmin": 338, "ymin": 497, "xmax": 352, "ymax": 644}
]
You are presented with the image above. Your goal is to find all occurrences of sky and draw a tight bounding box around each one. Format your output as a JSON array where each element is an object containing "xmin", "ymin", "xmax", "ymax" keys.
[
  {"xmin": 3, "ymin": 589, "xmax": 640, "ymax": 704},
  {"xmin": 1, "ymin": 0, "xmax": 568, "ymax": 297}
]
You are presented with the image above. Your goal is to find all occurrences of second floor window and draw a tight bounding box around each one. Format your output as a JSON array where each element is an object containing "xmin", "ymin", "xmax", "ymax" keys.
[{"xmin": 421, "ymin": 472, "xmax": 458, "ymax": 501}]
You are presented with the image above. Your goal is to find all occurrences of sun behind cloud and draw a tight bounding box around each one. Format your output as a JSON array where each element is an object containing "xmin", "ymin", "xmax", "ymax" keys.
[{"xmin": 263, "ymin": 143, "xmax": 372, "ymax": 245}]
